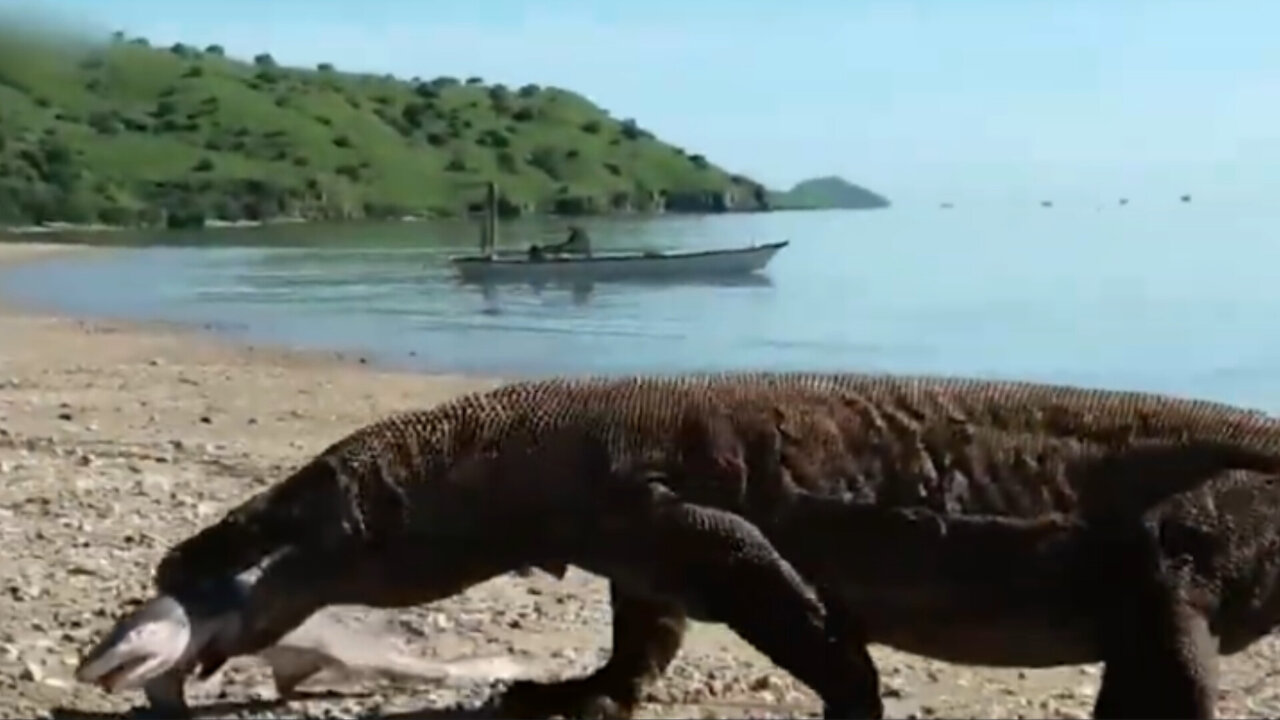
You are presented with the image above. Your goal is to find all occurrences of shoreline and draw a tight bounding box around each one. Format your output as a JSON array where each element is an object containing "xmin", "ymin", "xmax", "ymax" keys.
[
  {"xmin": 2, "ymin": 239, "xmax": 1278, "ymax": 718},
  {"xmin": 0, "ymin": 241, "xmax": 503, "ymax": 383},
  {"xmin": 0, "ymin": 217, "xmax": 311, "ymax": 237},
  {"xmin": 0, "ymin": 202, "xmax": 811, "ymax": 239}
]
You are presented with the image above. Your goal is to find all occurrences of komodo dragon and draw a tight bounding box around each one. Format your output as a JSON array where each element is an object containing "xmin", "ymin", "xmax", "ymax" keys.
[{"xmin": 148, "ymin": 372, "xmax": 1280, "ymax": 719}]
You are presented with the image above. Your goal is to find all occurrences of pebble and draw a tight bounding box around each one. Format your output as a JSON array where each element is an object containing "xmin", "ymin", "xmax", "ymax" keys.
[{"xmin": 882, "ymin": 677, "xmax": 909, "ymax": 699}]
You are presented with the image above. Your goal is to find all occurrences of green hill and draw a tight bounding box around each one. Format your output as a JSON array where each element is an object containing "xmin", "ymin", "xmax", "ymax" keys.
[
  {"xmin": 769, "ymin": 176, "xmax": 890, "ymax": 210},
  {"xmin": 0, "ymin": 30, "xmax": 770, "ymax": 228}
]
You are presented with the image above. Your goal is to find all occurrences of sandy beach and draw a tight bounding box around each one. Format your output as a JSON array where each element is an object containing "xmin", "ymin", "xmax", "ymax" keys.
[{"xmin": 2, "ymin": 242, "xmax": 1279, "ymax": 719}]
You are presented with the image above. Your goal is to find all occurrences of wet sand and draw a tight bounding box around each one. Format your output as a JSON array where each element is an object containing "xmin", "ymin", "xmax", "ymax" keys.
[{"xmin": 2, "ymin": 241, "xmax": 1278, "ymax": 718}]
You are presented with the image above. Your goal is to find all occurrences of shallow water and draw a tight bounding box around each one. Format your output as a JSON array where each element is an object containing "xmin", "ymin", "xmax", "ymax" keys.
[{"xmin": 4, "ymin": 202, "xmax": 1279, "ymax": 409}]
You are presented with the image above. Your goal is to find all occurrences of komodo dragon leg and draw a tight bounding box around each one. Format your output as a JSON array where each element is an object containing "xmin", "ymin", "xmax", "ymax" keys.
[
  {"xmin": 497, "ymin": 473, "xmax": 887, "ymax": 719},
  {"xmin": 492, "ymin": 474, "xmax": 883, "ymax": 720},
  {"xmin": 493, "ymin": 479, "xmax": 882, "ymax": 720},
  {"xmin": 496, "ymin": 584, "xmax": 688, "ymax": 719},
  {"xmin": 1090, "ymin": 521, "xmax": 1219, "ymax": 719}
]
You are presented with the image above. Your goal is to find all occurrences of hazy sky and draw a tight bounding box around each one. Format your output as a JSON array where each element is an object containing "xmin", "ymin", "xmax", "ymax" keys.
[{"xmin": 5, "ymin": 0, "xmax": 1277, "ymax": 205}]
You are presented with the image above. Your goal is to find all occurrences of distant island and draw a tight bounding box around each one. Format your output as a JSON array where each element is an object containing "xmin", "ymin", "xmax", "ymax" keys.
[
  {"xmin": 0, "ymin": 30, "xmax": 888, "ymax": 229},
  {"xmin": 767, "ymin": 176, "xmax": 890, "ymax": 211}
]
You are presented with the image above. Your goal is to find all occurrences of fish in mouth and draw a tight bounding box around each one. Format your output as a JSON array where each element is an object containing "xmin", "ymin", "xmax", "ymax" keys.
[
  {"xmin": 74, "ymin": 567, "xmax": 255, "ymax": 715},
  {"xmin": 78, "ymin": 609, "xmax": 196, "ymax": 692}
]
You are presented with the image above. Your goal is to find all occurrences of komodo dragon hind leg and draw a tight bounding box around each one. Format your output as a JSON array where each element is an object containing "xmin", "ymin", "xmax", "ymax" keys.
[
  {"xmin": 1091, "ymin": 523, "xmax": 1220, "ymax": 719},
  {"xmin": 497, "ymin": 583, "xmax": 687, "ymax": 719}
]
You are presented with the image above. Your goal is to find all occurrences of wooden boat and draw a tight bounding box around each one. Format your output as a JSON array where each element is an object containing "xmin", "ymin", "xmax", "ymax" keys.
[{"xmin": 451, "ymin": 240, "xmax": 788, "ymax": 284}]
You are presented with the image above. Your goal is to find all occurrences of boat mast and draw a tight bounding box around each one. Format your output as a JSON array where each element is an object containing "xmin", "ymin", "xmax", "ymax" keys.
[{"xmin": 480, "ymin": 180, "xmax": 498, "ymax": 259}]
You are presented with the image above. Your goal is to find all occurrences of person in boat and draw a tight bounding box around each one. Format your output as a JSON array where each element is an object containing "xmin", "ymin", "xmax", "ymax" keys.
[
  {"xmin": 543, "ymin": 225, "xmax": 593, "ymax": 257},
  {"xmin": 527, "ymin": 243, "xmax": 546, "ymax": 262}
]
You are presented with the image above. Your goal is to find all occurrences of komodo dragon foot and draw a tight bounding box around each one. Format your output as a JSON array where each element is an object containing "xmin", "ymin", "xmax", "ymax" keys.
[
  {"xmin": 495, "ymin": 585, "xmax": 686, "ymax": 719},
  {"xmin": 497, "ymin": 678, "xmax": 634, "ymax": 720}
]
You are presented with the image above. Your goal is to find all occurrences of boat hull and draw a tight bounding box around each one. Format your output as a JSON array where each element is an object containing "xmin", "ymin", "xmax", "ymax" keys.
[{"xmin": 451, "ymin": 241, "xmax": 787, "ymax": 284}]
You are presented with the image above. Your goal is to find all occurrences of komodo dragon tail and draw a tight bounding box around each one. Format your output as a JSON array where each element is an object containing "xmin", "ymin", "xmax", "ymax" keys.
[{"xmin": 154, "ymin": 456, "xmax": 366, "ymax": 596}]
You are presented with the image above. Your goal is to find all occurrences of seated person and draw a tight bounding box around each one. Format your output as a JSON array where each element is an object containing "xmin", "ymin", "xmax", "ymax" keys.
[{"xmin": 543, "ymin": 226, "xmax": 592, "ymax": 256}]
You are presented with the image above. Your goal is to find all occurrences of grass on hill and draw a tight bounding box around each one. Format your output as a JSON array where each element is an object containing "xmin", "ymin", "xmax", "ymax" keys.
[{"xmin": 0, "ymin": 28, "xmax": 770, "ymax": 228}]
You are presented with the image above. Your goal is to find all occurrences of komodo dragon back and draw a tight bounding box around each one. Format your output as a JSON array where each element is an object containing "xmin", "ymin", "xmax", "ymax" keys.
[{"xmin": 154, "ymin": 372, "xmax": 1280, "ymax": 594}]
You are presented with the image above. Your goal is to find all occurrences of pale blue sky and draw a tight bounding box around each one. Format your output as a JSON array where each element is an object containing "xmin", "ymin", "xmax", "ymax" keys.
[{"xmin": 5, "ymin": 0, "xmax": 1278, "ymax": 205}]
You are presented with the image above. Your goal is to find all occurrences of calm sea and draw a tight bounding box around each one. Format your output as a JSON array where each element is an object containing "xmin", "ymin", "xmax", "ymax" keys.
[{"xmin": 3, "ymin": 203, "xmax": 1279, "ymax": 410}]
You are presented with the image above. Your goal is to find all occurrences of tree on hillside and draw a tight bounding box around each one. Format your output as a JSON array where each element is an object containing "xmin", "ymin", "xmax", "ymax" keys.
[{"xmin": 488, "ymin": 85, "xmax": 513, "ymax": 113}]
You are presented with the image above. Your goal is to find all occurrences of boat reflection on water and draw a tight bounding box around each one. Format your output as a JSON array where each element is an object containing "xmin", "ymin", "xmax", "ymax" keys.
[{"xmin": 466, "ymin": 272, "xmax": 775, "ymax": 311}]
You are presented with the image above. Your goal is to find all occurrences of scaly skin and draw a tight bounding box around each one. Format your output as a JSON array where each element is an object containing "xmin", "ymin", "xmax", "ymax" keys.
[{"xmin": 152, "ymin": 372, "xmax": 1280, "ymax": 719}]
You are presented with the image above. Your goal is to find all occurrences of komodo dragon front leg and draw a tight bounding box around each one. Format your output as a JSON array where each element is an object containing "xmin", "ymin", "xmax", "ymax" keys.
[
  {"xmin": 498, "ymin": 486, "xmax": 878, "ymax": 719},
  {"xmin": 498, "ymin": 480, "xmax": 879, "ymax": 719},
  {"xmin": 1089, "ymin": 519, "xmax": 1220, "ymax": 719}
]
